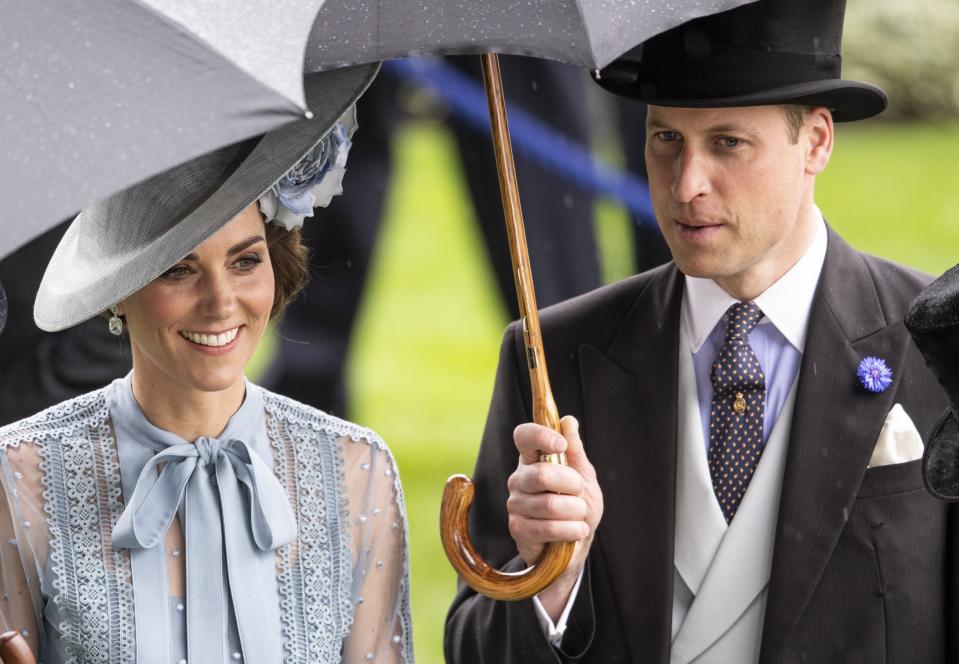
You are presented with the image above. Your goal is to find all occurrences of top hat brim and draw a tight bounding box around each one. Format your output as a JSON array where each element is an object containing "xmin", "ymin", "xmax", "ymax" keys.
[
  {"xmin": 35, "ymin": 64, "xmax": 378, "ymax": 332},
  {"xmin": 595, "ymin": 73, "xmax": 888, "ymax": 123}
]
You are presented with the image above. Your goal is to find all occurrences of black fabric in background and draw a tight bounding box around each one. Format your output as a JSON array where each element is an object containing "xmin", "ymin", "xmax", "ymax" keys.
[{"xmin": 0, "ymin": 220, "xmax": 131, "ymax": 426}]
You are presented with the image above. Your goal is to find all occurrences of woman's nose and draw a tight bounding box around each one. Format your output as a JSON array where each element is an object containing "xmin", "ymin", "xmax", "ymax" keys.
[{"xmin": 199, "ymin": 271, "xmax": 237, "ymax": 319}]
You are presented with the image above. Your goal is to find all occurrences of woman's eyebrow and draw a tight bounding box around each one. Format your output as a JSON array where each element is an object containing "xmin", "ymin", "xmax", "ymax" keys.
[
  {"xmin": 181, "ymin": 236, "xmax": 265, "ymax": 261},
  {"xmin": 226, "ymin": 236, "xmax": 266, "ymax": 256}
]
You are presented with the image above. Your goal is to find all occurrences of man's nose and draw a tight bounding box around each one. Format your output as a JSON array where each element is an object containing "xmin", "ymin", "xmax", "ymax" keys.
[{"xmin": 671, "ymin": 147, "xmax": 711, "ymax": 203}]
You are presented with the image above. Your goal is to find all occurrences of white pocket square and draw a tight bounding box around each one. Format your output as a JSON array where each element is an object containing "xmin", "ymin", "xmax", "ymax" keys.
[{"xmin": 868, "ymin": 403, "xmax": 924, "ymax": 468}]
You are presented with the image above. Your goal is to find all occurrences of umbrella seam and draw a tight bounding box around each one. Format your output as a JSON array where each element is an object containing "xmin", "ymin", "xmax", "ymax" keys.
[{"xmin": 124, "ymin": 0, "xmax": 309, "ymax": 113}]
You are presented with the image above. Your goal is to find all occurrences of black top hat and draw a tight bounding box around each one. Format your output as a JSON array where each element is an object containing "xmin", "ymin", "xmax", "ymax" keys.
[
  {"xmin": 595, "ymin": 0, "xmax": 887, "ymax": 122},
  {"xmin": 905, "ymin": 264, "xmax": 959, "ymax": 501}
]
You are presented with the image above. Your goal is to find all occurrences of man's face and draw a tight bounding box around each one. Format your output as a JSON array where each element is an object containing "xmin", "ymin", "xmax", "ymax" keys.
[{"xmin": 645, "ymin": 105, "xmax": 823, "ymax": 293}]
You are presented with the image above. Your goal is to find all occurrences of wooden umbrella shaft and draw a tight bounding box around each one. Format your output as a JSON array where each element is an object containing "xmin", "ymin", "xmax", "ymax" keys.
[{"xmin": 479, "ymin": 52, "xmax": 562, "ymax": 439}]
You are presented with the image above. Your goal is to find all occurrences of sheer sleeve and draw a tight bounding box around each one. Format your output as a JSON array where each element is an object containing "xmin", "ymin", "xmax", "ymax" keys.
[
  {"xmin": 0, "ymin": 440, "xmax": 50, "ymax": 656},
  {"xmin": 338, "ymin": 435, "xmax": 413, "ymax": 663}
]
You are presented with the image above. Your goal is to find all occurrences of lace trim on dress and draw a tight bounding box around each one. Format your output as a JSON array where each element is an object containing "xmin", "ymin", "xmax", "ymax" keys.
[
  {"xmin": 265, "ymin": 392, "xmax": 355, "ymax": 663},
  {"xmin": 263, "ymin": 392, "xmax": 413, "ymax": 663},
  {"xmin": 0, "ymin": 388, "xmax": 136, "ymax": 663}
]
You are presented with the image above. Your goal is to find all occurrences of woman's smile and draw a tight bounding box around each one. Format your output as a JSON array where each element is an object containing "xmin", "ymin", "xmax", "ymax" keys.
[{"xmin": 179, "ymin": 326, "xmax": 241, "ymax": 351}]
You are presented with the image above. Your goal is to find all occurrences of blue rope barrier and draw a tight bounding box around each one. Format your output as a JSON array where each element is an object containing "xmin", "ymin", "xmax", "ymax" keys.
[{"xmin": 382, "ymin": 58, "xmax": 657, "ymax": 227}]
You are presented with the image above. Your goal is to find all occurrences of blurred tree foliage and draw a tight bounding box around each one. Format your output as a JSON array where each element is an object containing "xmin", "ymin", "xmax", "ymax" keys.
[{"xmin": 844, "ymin": 0, "xmax": 959, "ymax": 119}]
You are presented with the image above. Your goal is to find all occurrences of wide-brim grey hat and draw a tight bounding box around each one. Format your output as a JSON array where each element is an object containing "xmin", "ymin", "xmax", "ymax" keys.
[{"xmin": 35, "ymin": 64, "xmax": 378, "ymax": 332}]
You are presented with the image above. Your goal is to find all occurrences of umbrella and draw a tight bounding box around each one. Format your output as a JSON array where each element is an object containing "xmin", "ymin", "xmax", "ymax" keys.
[
  {"xmin": 304, "ymin": 0, "xmax": 760, "ymax": 600},
  {"xmin": 0, "ymin": 0, "xmax": 327, "ymax": 258},
  {"xmin": 305, "ymin": 0, "xmax": 757, "ymax": 73}
]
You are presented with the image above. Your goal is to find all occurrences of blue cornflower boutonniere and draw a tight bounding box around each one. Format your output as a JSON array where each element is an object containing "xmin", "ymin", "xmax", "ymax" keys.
[{"xmin": 857, "ymin": 356, "xmax": 893, "ymax": 393}]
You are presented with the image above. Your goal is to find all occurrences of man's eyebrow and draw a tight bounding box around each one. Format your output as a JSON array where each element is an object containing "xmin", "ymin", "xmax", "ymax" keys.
[
  {"xmin": 705, "ymin": 123, "xmax": 755, "ymax": 134},
  {"xmin": 182, "ymin": 235, "xmax": 265, "ymax": 260},
  {"xmin": 646, "ymin": 119, "xmax": 674, "ymax": 131},
  {"xmin": 645, "ymin": 120, "xmax": 758, "ymax": 135}
]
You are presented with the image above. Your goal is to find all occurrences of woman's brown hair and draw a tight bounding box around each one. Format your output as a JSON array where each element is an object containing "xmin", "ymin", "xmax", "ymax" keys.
[{"xmin": 265, "ymin": 222, "xmax": 310, "ymax": 321}]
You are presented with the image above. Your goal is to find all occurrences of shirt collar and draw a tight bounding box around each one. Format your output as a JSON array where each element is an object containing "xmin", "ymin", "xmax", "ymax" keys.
[{"xmin": 682, "ymin": 209, "xmax": 828, "ymax": 353}]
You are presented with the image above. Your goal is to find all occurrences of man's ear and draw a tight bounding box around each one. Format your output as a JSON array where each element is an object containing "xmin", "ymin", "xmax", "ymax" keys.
[{"xmin": 804, "ymin": 107, "xmax": 834, "ymax": 175}]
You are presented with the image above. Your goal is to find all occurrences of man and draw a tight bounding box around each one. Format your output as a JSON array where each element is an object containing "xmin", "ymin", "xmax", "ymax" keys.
[{"xmin": 445, "ymin": 1, "xmax": 957, "ymax": 662}]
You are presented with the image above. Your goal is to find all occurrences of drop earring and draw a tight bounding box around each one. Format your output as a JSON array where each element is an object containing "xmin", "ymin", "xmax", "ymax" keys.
[{"xmin": 108, "ymin": 305, "xmax": 123, "ymax": 336}]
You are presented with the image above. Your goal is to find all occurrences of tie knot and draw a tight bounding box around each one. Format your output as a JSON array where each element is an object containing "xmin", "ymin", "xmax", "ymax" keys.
[
  {"xmin": 194, "ymin": 436, "xmax": 226, "ymax": 465},
  {"xmin": 724, "ymin": 301, "xmax": 763, "ymax": 341}
]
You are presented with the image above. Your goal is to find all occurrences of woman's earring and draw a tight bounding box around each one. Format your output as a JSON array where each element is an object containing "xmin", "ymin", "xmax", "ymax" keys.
[{"xmin": 108, "ymin": 306, "xmax": 123, "ymax": 336}]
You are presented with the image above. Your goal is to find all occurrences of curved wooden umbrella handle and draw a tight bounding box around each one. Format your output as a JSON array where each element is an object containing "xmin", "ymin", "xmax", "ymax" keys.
[
  {"xmin": 439, "ymin": 53, "xmax": 575, "ymax": 600},
  {"xmin": 0, "ymin": 632, "xmax": 35, "ymax": 664},
  {"xmin": 442, "ymin": 475, "xmax": 575, "ymax": 600}
]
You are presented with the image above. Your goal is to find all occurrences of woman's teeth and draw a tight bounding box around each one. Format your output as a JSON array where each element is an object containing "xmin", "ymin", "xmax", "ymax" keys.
[{"xmin": 181, "ymin": 328, "xmax": 239, "ymax": 347}]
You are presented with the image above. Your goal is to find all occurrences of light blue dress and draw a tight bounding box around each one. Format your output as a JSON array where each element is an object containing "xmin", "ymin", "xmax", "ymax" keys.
[{"xmin": 0, "ymin": 376, "xmax": 413, "ymax": 663}]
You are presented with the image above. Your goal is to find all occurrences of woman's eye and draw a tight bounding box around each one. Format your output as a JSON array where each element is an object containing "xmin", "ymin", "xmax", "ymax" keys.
[
  {"xmin": 161, "ymin": 265, "xmax": 191, "ymax": 279},
  {"xmin": 234, "ymin": 254, "xmax": 263, "ymax": 272}
]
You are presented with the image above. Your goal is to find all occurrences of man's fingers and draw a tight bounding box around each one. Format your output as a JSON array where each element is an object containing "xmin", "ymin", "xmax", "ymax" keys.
[
  {"xmin": 508, "ymin": 515, "xmax": 591, "ymax": 545},
  {"xmin": 513, "ymin": 422, "xmax": 568, "ymax": 464},
  {"xmin": 508, "ymin": 461, "xmax": 584, "ymax": 496},
  {"xmin": 506, "ymin": 491, "xmax": 589, "ymax": 521}
]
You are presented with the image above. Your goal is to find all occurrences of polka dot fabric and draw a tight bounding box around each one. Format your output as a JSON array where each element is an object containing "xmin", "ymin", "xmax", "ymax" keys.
[{"xmin": 708, "ymin": 302, "xmax": 767, "ymax": 523}]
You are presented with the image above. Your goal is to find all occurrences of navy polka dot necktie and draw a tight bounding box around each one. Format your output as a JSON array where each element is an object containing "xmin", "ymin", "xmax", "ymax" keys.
[{"xmin": 708, "ymin": 301, "xmax": 766, "ymax": 523}]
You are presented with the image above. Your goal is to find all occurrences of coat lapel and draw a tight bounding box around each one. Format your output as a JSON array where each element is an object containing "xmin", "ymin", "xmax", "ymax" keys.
[
  {"xmin": 760, "ymin": 230, "xmax": 906, "ymax": 660},
  {"xmin": 579, "ymin": 265, "xmax": 683, "ymax": 663}
]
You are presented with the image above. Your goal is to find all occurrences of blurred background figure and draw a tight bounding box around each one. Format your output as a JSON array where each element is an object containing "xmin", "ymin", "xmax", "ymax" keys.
[{"xmin": 0, "ymin": 222, "xmax": 131, "ymax": 424}]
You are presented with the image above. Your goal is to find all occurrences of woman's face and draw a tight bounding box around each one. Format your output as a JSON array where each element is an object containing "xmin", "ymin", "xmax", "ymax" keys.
[{"xmin": 119, "ymin": 204, "xmax": 275, "ymax": 394}]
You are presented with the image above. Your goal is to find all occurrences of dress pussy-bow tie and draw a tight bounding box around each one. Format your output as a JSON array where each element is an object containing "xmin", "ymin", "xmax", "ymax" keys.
[{"xmin": 112, "ymin": 436, "xmax": 297, "ymax": 663}]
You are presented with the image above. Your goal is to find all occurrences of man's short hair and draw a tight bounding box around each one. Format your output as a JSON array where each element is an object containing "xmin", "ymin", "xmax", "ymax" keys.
[{"xmin": 783, "ymin": 105, "xmax": 815, "ymax": 143}]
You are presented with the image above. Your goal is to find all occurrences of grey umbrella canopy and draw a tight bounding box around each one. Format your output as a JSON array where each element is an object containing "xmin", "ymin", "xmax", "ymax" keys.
[
  {"xmin": 0, "ymin": 0, "xmax": 328, "ymax": 258},
  {"xmin": 305, "ymin": 0, "xmax": 759, "ymax": 71}
]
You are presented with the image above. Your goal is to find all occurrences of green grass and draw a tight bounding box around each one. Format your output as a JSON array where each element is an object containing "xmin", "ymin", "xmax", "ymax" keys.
[
  {"xmin": 254, "ymin": 119, "xmax": 959, "ymax": 663},
  {"xmin": 818, "ymin": 121, "xmax": 959, "ymax": 275}
]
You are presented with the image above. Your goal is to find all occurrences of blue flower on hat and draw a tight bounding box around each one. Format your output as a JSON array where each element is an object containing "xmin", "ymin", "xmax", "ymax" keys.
[
  {"xmin": 260, "ymin": 114, "xmax": 354, "ymax": 230},
  {"xmin": 857, "ymin": 356, "xmax": 893, "ymax": 393}
]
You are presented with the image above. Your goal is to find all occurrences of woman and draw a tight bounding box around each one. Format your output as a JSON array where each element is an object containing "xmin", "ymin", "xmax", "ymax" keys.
[{"xmin": 0, "ymin": 65, "xmax": 413, "ymax": 663}]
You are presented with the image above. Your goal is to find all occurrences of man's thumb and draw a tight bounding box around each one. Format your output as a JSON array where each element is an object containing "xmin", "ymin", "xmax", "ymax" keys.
[{"xmin": 560, "ymin": 415, "xmax": 591, "ymax": 474}]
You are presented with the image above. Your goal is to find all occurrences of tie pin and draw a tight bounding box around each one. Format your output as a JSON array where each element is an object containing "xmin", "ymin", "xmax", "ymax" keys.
[{"xmin": 733, "ymin": 392, "xmax": 746, "ymax": 414}]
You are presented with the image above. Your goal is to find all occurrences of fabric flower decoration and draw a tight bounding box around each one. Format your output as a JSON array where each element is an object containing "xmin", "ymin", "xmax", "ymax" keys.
[
  {"xmin": 857, "ymin": 356, "xmax": 893, "ymax": 393},
  {"xmin": 259, "ymin": 107, "xmax": 355, "ymax": 231}
]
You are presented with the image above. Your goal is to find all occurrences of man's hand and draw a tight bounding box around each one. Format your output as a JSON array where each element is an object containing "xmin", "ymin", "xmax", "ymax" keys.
[{"xmin": 506, "ymin": 415, "xmax": 603, "ymax": 620}]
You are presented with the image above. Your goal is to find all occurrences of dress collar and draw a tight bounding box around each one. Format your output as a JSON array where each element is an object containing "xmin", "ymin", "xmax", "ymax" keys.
[
  {"xmin": 682, "ymin": 209, "xmax": 828, "ymax": 353},
  {"xmin": 110, "ymin": 373, "xmax": 265, "ymax": 450}
]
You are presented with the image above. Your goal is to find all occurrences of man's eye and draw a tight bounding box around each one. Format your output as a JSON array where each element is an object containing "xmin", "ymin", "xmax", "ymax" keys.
[
  {"xmin": 658, "ymin": 131, "xmax": 680, "ymax": 142},
  {"xmin": 719, "ymin": 136, "xmax": 742, "ymax": 148}
]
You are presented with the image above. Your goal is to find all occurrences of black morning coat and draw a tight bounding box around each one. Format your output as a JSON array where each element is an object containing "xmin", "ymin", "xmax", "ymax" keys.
[{"xmin": 445, "ymin": 227, "xmax": 958, "ymax": 664}]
